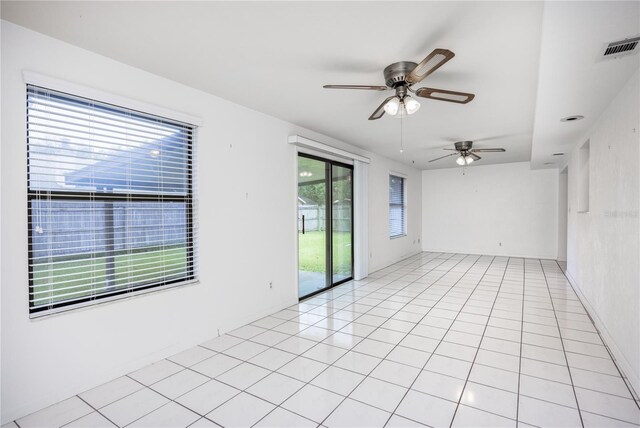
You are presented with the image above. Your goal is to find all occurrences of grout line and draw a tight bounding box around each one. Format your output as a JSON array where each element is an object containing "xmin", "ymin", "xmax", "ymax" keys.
[
  {"xmin": 553, "ymin": 259, "xmax": 640, "ymax": 410},
  {"xmin": 74, "ymin": 394, "xmax": 119, "ymax": 428},
  {"xmin": 225, "ymin": 255, "xmax": 460, "ymax": 424},
  {"xmin": 516, "ymin": 257, "xmax": 526, "ymax": 427},
  {"xmin": 116, "ymin": 256, "xmax": 637, "ymax": 426},
  {"xmin": 449, "ymin": 256, "xmax": 510, "ymax": 426},
  {"xmin": 379, "ymin": 255, "xmax": 500, "ymax": 427},
  {"xmin": 265, "ymin": 252, "xmax": 465, "ymax": 427},
  {"xmin": 16, "ymin": 253, "xmax": 639, "ymax": 428},
  {"xmin": 538, "ymin": 259, "xmax": 584, "ymax": 428},
  {"xmin": 124, "ymin": 375, "xmax": 221, "ymax": 425}
]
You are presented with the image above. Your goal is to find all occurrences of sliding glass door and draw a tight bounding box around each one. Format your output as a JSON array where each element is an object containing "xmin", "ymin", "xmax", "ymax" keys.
[
  {"xmin": 298, "ymin": 156, "xmax": 328, "ymax": 297},
  {"xmin": 298, "ymin": 154, "xmax": 353, "ymax": 299},
  {"xmin": 331, "ymin": 164, "xmax": 353, "ymax": 284}
]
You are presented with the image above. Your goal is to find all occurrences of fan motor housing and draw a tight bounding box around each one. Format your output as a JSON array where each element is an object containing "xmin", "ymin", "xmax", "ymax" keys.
[
  {"xmin": 454, "ymin": 141, "xmax": 473, "ymax": 151},
  {"xmin": 383, "ymin": 61, "xmax": 417, "ymax": 87}
]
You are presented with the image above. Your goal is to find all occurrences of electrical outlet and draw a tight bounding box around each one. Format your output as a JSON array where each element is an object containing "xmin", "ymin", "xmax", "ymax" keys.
[
  {"xmin": 499, "ymin": 242, "xmax": 502, "ymax": 246},
  {"xmin": 269, "ymin": 281, "xmax": 273, "ymax": 289}
]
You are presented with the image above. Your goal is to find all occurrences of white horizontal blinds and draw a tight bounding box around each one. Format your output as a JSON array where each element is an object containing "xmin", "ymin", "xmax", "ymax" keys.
[
  {"xmin": 27, "ymin": 85, "xmax": 196, "ymax": 313},
  {"xmin": 389, "ymin": 175, "xmax": 406, "ymax": 237}
]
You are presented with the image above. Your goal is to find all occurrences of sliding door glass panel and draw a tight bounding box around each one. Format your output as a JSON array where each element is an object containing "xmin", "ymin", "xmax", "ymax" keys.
[
  {"xmin": 332, "ymin": 164, "xmax": 353, "ymax": 284},
  {"xmin": 298, "ymin": 156, "xmax": 328, "ymax": 298}
]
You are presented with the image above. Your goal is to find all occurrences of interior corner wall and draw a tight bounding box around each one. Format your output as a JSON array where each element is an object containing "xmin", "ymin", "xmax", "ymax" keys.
[
  {"xmin": 421, "ymin": 162, "xmax": 558, "ymax": 259},
  {"xmin": 0, "ymin": 21, "xmax": 422, "ymax": 423},
  {"xmin": 557, "ymin": 171, "xmax": 568, "ymax": 261},
  {"xmin": 565, "ymin": 68, "xmax": 640, "ymax": 394}
]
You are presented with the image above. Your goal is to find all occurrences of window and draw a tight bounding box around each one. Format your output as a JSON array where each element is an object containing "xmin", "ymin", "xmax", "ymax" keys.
[
  {"xmin": 27, "ymin": 85, "xmax": 196, "ymax": 315},
  {"xmin": 389, "ymin": 174, "xmax": 406, "ymax": 238}
]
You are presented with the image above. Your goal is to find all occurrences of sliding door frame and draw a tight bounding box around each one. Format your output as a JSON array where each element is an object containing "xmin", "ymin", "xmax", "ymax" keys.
[{"xmin": 297, "ymin": 152, "xmax": 354, "ymax": 300}]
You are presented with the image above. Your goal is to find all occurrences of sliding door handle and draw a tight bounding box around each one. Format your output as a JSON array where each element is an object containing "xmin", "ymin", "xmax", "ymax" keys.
[{"xmin": 302, "ymin": 215, "xmax": 305, "ymax": 234}]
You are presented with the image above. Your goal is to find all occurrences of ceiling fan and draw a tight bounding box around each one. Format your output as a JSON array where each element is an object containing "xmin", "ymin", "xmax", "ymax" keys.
[
  {"xmin": 429, "ymin": 141, "xmax": 506, "ymax": 165},
  {"xmin": 323, "ymin": 48, "xmax": 475, "ymax": 120}
]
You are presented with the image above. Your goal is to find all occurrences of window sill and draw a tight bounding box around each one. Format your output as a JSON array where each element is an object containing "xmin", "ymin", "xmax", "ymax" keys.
[
  {"xmin": 29, "ymin": 279, "xmax": 200, "ymax": 320},
  {"xmin": 390, "ymin": 234, "xmax": 407, "ymax": 240}
]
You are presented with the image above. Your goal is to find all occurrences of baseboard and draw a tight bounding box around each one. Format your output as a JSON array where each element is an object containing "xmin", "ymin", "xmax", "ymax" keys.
[
  {"xmin": 2, "ymin": 330, "xmax": 214, "ymax": 425},
  {"xmin": 1, "ymin": 297, "xmax": 297, "ymax": 425},
  {"xmin": 421, "ymin": 248, "xmax": 557, "ymax": 260},
  {"xmin": 369, "ymin": 250, "xmax": 423, "ymax": 274},
  {"xmin": 564, "ymin": 269, "xmax": 640, "ymax": 398}
]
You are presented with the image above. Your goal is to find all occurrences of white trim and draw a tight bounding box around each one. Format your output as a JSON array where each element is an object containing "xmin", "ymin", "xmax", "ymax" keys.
[
  {"xmin": 353, "ymin": 160, "xmax": 369, "ymax": 280},
  {"xmin": 29, "ymin": 280, "xmax": 200, "ymax": 319},
  {"xmin": 294, "ymin": 151, "xmax": 301, "ymax": 299},
  {"xmin": 296, "ymin": 146, "xmax": 353, "ymax": 165},
  {"xmin": 389, "ymin": 170, "xmax": 408, "ymax": 179},
  {"xmin": 564, "ymin": 270, "xmax": 640, "ymax": 396},
  {"xmin": 22, "ymin": 70, "xmax": 203, "ymax": 126},
  {"xmin": 390, "ymin": 234, "xmax": 407, "ymax": 240},
  {"xmin": 421, "ymin": 248, "xmax": 558, "ymax": 260},
  {"xmin": 288, "ymin": 135, "xmax": 370, "ymax": 164}
]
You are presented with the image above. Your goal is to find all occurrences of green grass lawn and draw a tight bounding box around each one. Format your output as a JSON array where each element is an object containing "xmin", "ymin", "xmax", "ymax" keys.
[
  {"xmin": 32, "ymin": 245, "xmax": 187, "ymax": 306},
  {"xmin": 299, "ymin": 230, "xmax": 352, "ymax": 275},
  {"xmin": 33, "ymin": 232, "xmax": 351, "ymax": 307}
]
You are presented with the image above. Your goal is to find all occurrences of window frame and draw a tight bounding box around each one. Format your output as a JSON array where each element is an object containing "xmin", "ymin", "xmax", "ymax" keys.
[
  {"xmin": 26, "ymin": 85, "xmax": 197, "ymax": 317},
  {"xmin": 389, "ymin": 173, "xmax": 407, "ymax": 239}
]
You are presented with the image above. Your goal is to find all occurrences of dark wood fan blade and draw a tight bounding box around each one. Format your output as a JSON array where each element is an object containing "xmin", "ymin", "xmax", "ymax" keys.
[
  {"xmin": 406, "ymin": 49, "xmax": 455, "ymax": 85},
  {"xmin": 323, "ymin": 85, "xmax": 389, "ymax": 91},
  {"xmin": 469, "ymin": 152, "xmax": 482, "ymax": 161},
  {"xmin": 415, "ymin": 87, "xmax": 475, "ymax": 104},
  {"xmin": 471, "ymin": 148, "xmax": 506, "ymax": 152},
  {"xmin": 368, "ymin": 96, "xmax": 396, "ymax": 120},
  {"xmin": 428, "ymin": 153, "xmax": 458, "ymax": 163}
]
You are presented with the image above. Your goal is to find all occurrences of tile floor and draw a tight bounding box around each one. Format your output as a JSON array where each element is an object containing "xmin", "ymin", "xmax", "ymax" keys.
[{"xmin": 6, "ymin": 252, "xmax": 640, "ymax": 428}]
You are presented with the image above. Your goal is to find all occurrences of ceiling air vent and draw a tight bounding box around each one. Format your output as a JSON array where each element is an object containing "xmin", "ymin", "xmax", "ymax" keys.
[{"xmin": 602, "ymin": 35, "xmax": 640, "ymax": 59}]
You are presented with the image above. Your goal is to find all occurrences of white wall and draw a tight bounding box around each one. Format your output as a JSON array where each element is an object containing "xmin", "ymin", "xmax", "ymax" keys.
[
  {"xmin": 557, "ymin": 170, "xmax": 568, "ymax": 261},
  {"xmin": 565, "ymin": 69, "xmax": 640, "ymax": 394},
  {"xmin": 0, "ymin": 21, "xmax": 421, "ymax": 422},
  {"xmin": 421, "ymin": 162, "xmax": 558, "ymax": 259},
  {"xmin": 368, "ymin": 153, "xmax": 422, "ymax": 272}
]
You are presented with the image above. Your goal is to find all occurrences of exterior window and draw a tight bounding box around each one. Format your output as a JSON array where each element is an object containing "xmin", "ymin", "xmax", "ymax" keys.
[
  {"xmin": 389, "ymin": 174, "xmax": 406, "ymax": 238},
  {"xmin": 27, "ymin": 85, "xmax": 196, "ymax": 315}
]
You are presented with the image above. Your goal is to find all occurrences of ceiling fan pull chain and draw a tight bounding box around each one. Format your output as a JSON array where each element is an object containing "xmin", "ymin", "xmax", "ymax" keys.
[{"xmin": 400, "ymin": 116, "xmax": 404, "ymax": 154}]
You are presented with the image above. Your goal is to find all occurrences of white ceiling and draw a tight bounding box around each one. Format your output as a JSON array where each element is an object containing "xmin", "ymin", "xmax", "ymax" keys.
[
  {"xmin": 2, "ymin": 1, "xmax": 638, "ymax": 170},
  {"xmin": 530, "ymin": 1, "xmax": 640, "ymax": 169}
]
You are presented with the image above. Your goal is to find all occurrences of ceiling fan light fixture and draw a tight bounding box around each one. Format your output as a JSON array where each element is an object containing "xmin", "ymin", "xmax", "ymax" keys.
[
  {"xmin": 393, "ymin": 104, "xmax": 408, "ymax": 119},
  {"xmin": 404, "ymin": 96, "xmax": 421, "ymax": 115},
  {"xmin": 465, "ymin": 155, "xmax": 474, "ymax": 164},
  {"xmin": 384, "ymin": 97, "xmax": 401, "ymax": 116},
  {"xmin": 456, "ymin": 155, "xmax": 466, "ymax": 166}
]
